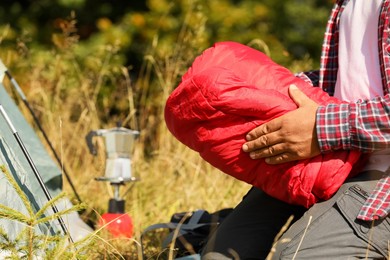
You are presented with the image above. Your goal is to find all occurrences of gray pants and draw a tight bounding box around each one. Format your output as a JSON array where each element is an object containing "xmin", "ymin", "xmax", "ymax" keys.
[{"xmin": 201, "ymin": 170, "xmax": 390, "ymax": 259}]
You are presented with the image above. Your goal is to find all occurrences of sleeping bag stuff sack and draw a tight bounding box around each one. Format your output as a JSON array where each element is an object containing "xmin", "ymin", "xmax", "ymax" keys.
[{"xmin": 164, "ymin": 41, "xmax": 361, "ymax": 208}]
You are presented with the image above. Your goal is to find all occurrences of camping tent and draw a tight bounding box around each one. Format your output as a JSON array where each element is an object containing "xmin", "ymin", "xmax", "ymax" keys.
[{"xmin": 0, "ymin": 67, "xmax": 91, "ymax": 241}]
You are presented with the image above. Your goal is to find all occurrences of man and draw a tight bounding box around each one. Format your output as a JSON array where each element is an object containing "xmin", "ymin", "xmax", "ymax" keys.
[{"xmin": 202, "ymin": 0, "xmax": 390, "ymax": 259}]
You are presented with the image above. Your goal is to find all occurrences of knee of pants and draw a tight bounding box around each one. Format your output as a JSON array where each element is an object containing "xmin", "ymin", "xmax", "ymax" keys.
[
  {"xmin": 269, "ymin": 182, "xmax": 389, "ymax": 259},
  {"xmin": 201, "ymin": 252, "xmax": 234, "ymax": 260}
]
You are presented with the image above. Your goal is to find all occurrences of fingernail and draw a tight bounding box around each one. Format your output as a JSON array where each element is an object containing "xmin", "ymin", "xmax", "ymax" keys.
[
  {"xmin": 265, "ymin": 158, "xmax": 271, "ymax": 163},
  {"xmin": 246, "ymin": 134, "xmax": 252, "ymax": 141},
  {"xmin": 290, "ymin": 84, "xmax": 297, "ymax": 90},
  {"xmin": 242, "ymin": 144, "xmax": 248, "ymax": 152}
]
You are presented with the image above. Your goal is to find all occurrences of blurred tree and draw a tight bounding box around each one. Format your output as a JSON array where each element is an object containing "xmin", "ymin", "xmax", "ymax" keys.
[
  {"xmin": 264, "ymin": 0, "xmax": 333, "ymax": 63},
  {"xmin": 0, "ymin": 0, "xmax": 333, "ymax": 67},
  {"xmin": 0, "ymin": 0, "xmax": 148, "ymax": 43},
  {"xmin": 0, "ymin": 0, "xmax": 334, "ymax": 131}
]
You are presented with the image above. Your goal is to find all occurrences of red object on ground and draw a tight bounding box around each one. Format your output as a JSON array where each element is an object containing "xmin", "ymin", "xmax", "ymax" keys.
[
  {"xmin": 164, "ymin": 41, "xmax": 362, "ymax": 208},
  {"xmin": 99, "ymin": 212, "xmax": 133, "ymax": 238}
]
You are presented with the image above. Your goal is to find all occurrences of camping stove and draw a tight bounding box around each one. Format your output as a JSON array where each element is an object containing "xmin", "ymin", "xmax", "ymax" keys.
[{"xmin": 86, "ymin": 126, "xmax": 139, "ymax": 238}]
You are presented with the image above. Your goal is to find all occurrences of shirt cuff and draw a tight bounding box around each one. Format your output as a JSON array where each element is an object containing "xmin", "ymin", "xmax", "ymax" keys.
[{"xmin": 316, "ymin": 103, "xmax": 353, "ymax": 152}]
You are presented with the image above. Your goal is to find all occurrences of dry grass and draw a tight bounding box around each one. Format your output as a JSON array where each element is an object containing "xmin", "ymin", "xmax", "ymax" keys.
[
  {"xmin": 1, "ymin": 10, "xmax": 388, "ymax": 259},
  {"xmin": 0, "ymin": 8, "xmax": 250, "ymax": 259}
]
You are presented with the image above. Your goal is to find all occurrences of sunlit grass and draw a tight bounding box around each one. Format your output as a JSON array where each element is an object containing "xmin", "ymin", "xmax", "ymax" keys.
[
  {"xmin": 4, "ymin": 2, "xmax": 381, "ymax": 259},
  {"xmin": 0, "ymin": 6, "xmax": 250, "ymax": 259}
]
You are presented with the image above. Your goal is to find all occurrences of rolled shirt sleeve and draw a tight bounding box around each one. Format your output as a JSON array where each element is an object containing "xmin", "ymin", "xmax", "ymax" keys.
[{"xmin": 316, "ymin": 94, "xmax": 390, "ymax": 153}]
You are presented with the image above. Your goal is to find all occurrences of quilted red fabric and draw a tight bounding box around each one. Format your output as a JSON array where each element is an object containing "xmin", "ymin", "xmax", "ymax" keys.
[{"xmin": 164, "ymin": 41, "xmax": 361, "ymax": 208}]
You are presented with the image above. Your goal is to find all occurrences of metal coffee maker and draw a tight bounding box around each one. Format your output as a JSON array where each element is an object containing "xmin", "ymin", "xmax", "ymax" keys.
[
  {"xmin": 86, "ymin": 126, "xmax": 139, "ymax": 183},
  {"xmin": 86, "ymin": 126, "xmax": 139, "ymax": 238}
]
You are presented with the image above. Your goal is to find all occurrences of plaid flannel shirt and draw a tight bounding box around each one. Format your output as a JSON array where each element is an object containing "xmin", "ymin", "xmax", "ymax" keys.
[{"xmin": 296, "ymin": 0, "xmax": 390, "ymax": 221}]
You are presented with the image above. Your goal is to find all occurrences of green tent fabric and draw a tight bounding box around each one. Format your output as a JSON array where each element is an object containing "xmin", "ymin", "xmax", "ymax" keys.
[{"xmin": 0, "ymin": 74, "xmax": 92, "ymax": 241}]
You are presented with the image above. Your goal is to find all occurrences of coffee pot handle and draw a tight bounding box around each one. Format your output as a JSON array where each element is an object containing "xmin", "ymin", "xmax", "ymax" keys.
[{"xmin": 86, "ymin": 130, "xmax": 99, "ymax": 155}]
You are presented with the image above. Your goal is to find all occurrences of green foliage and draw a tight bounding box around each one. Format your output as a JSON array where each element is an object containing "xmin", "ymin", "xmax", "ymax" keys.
[
  {"xmin": 0, "ymin": 2, "xmax": 334, "ymax": 141},
  {"xmin": 0, "ymin": 0, "xmax": 337, "ymax": 169},
  {"xmin": 0, "ymin": 0, "xmax": 333, "ymax": 66},
  {"xmin": 0, "ymin": 165, "xmax": 96, "ymax": 259},
  {"xmin": 0, "ymin": 2, "xmax": 336, "ymax": 257}
]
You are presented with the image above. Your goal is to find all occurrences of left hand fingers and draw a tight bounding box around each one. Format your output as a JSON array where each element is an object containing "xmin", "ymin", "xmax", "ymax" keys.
[
  {"xmin": 243, "ymin": 127, "xmax": 282, "ymax": 152},
  {"xmin": 247, "ymin": 143, "xmax": 286, "ymax": 159},
  {"xmin": 246, "ymin": 117, "xmax": 282, "ymax": 141},
  {"xmin": 248, "ymin": 144, "xmax": 302, "ymax": 164},
  {"xmin": 261, "ymin": 152, "xmax": 295, "ymax": 164}
]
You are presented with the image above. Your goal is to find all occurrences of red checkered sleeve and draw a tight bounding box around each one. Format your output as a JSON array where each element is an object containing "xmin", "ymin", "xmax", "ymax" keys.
[
  {"xmin": 316, "ymin": 94, "xmax": 390, "ymax": 153},
  {"xmin": 357, "ymin": 173, "xmax": 390, "ymax": 221},
  {"xmin": 295, "ymin": 70, "xmax": 320, "ymax": 87},
  {"xmin": 315, "ymin": 0, "xmax": 390, "ymax": 222}
]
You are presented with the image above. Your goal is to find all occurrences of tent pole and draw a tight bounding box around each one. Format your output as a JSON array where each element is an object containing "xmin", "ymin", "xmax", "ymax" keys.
[
  {"xmin": 1, "ymin": 63, "xmax": 82, "ymax": 204},
  {"xmin": 0, "ymin": 104, "xmax": 73, "ymax": 243}
]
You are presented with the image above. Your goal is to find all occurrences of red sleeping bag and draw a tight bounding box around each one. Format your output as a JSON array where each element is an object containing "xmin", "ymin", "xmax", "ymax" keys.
[{"xmin": 164, "ymin": 41, "xmax": 361, "ymax": 208}]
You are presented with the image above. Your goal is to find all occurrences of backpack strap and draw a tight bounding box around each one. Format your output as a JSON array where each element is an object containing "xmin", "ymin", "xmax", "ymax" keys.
[
  {"xmin": 161, "ymin": 210, "xmax": 209, "ymax": 248},
  {"xmin": 141, "ymin": 210, "xmax": 210, "ymax": 249},
  {"xmin": 140, "ymin": 209, "xmax": 234, "ymax": 258},
  {"xmin": 186, "ymin": 209, "xmax": 206, "ymax": 225}
]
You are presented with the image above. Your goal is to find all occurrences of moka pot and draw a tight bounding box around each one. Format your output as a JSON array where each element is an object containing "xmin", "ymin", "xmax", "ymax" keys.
[{"xmin": 86, "ymin": 126, "xmax": 139, "ymax": 183}]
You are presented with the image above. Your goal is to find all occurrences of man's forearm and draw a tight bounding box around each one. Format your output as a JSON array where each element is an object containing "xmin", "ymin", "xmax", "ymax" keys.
[{"xmin": 317, "ymin": 94, "xmax": 390, "ymax": 153}]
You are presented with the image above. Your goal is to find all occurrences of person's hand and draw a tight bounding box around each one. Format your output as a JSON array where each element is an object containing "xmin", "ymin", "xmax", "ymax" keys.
[{"xmin": 242, "ymin": 84, "xmax": 321, "ymax": 164}]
